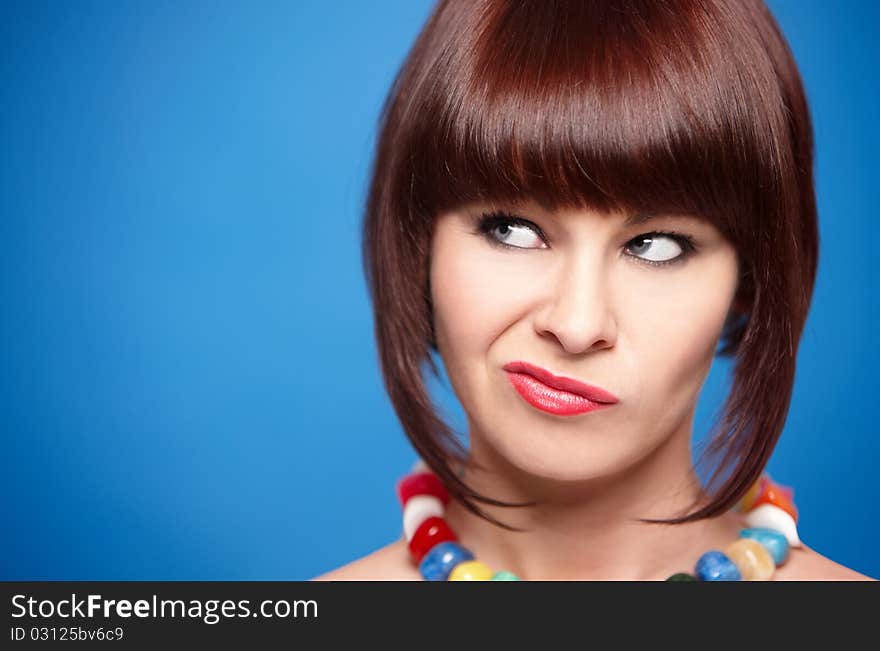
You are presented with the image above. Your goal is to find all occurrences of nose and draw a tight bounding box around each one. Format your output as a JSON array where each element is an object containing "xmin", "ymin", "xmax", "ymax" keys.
[{"xmin": 532, "ymin": 253, "xmax": 618, "ymax": 355}]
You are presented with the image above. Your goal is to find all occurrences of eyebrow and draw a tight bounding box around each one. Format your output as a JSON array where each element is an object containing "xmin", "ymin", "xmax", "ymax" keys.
[
  {"xmin": 624, "ymin": 212, "xmax": 661, "ymax": 226},
  {"xmin": 624, "ymin": 212, "xmax": 701, "ymax": 226},
  {"xmin": 505, "ymin": 203, "xmax": 703, "ymax": 227}
]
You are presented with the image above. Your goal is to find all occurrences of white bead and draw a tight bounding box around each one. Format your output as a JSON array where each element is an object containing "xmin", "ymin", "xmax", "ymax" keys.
[
  {"xmin": 745, "ymin": 503, "xmax": 802, "ymax": 548},
  {"xmin": 402, "ymin": 495, "xmax": 444, "ymax": 542},
  {"xmin": 410, "ymin": 457, "xmax": 431, "ymax": 474}
]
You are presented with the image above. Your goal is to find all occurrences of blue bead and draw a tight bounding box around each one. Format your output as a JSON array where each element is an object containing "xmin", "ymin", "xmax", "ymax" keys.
[
  {"xmin": 695, "ymin": 551, "xmax": 742, "ymax": 581},
  {"xmin": 739, "ymin": 527, "xmax": 790, "ymax": 565},
  {"xmin": 418, "ymin": 541, "xmax": 475, "ymax": 581}
]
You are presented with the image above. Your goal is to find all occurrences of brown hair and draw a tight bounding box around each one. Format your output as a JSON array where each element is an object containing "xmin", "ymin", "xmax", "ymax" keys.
[{"xmin": 362, "ymin": 0, "xmax": 817, "ymax": 529}]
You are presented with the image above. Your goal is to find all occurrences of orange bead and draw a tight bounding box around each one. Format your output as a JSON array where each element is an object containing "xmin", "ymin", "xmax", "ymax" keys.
[{"xmin": 751, "ymin": 478, "xmax": 798, "ymax": 522}]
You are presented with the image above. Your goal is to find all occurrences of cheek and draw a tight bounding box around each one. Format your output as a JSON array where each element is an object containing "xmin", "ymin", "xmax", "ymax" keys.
[
  {"xmin": 431, "ymin": 249, "xmax": 543, "ymax": 425},
  {"xmin": 625, "ymin": 255, "xmax": 738, "ymax": 397},
  {"xmin": 431, "ymin": 247, "xmax": 538, "ymax": 356}
]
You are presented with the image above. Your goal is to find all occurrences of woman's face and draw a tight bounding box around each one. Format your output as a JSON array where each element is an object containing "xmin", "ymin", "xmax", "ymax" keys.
[{"xmin": 429, "ymin": 200, "xmax": 740, "ymax": 482}]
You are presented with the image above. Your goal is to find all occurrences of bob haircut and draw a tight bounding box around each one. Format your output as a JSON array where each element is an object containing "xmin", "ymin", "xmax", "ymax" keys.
[{"xmin": 362, "ymin": 0, "xmax": 817, "ymax": 529}]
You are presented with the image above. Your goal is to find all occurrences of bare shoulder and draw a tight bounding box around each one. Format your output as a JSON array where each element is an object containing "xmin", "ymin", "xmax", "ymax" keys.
[
  {"xmin": 310, "ymin": 537, "xmax": 422, "ymax": 581},
  {"xmin": 774, "ymin": 543, "xmax": 876, "ymax": 581},
  {"xmin": 308, "ymin": 537, "xmax": 876, "ymax": 581}
]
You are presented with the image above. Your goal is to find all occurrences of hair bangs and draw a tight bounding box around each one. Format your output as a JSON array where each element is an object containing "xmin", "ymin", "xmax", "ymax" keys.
[{"xmin": 406, "ymin": 0, "xmax": 786, "ymax": 246}]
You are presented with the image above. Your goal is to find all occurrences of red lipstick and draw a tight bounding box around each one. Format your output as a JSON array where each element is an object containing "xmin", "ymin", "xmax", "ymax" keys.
[{"xmin": 502, "ymin": 360, "xmax": 618, "ymax": 416}]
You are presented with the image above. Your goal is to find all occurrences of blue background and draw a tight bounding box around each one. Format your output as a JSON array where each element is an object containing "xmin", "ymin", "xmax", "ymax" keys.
[{"xmin": 2, "ymin": 0, "xmax": 877, "ymax": 581}]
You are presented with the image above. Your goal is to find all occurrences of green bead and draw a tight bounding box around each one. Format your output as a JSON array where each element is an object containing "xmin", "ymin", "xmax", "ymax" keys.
[
  {"xmin": 666, "ymin": 572, "xmax": 698, "ymax": 581},
  {"xmin": 491, "ymin": 570, "xmax": 521, "ymax": 581}
]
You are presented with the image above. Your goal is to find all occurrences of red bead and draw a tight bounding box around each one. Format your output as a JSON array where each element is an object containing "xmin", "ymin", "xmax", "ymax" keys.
[
  {"xmin": 396, "ymin": 472, "xmax": 450, "ymax": 507},
  {"xmin": 408, "ymin": 516, "xmax": 457, "ymax": 563}
]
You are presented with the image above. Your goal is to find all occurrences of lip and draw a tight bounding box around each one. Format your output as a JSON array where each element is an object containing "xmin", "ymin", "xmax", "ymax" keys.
[{"xmin": 502, "ymin": 360, "xmax": 619, "ymax": 416}]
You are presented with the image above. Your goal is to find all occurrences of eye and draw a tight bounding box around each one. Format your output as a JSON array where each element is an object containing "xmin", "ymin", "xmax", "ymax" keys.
[
  {"xmin": 474, "ymin": 211, "xmax": 696, "ymax": 266},
  {"xmin": 625, "ymin": 231, "xmax": 696, "ymax": 266},
  {"xmin": 475, "ymin": 211, "xmax": 548, "ymax": 250}
]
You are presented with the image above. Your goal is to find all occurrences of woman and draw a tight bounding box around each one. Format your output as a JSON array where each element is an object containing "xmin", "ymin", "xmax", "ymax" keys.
[{"xmin": 315, "ymin": 0, "xmax": 874, "ymax": 580}]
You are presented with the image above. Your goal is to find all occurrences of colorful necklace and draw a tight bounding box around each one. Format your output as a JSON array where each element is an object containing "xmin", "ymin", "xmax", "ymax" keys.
[{"xmin": 397, "ymin": 458, "xmax": 802, "ymax": 581}]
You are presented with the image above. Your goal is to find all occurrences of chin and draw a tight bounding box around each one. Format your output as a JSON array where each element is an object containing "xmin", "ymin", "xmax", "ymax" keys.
[{"xmin": 483, "ymin": 430, "xmax": 643, "ymax": 485}]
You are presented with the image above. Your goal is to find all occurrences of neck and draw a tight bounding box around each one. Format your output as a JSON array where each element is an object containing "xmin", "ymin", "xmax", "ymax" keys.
[{"xmin": 443, "ymin": 427, "xmax": 746, "ymax": 581}]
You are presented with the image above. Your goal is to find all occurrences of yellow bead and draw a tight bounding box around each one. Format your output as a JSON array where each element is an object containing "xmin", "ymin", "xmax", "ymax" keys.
[
  {"xmin": 724, "ymin": 538, "xmax": 776, "ymax": 580},
  {"xmin": 737, "ymin": 475, "xmax": 766, "ymax": 512},
  {"xmin": 448, "ymin": 560, "xmax": 494, "ymax": 581}
]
